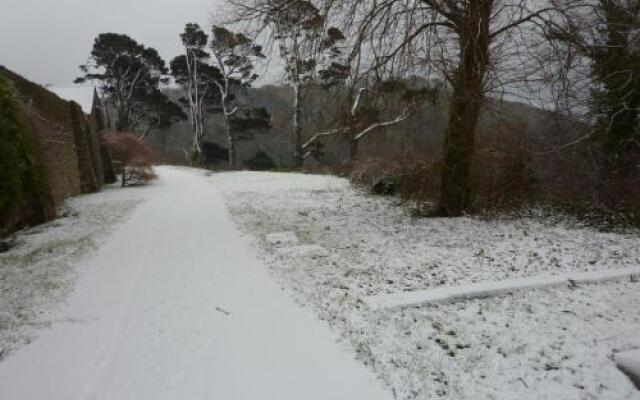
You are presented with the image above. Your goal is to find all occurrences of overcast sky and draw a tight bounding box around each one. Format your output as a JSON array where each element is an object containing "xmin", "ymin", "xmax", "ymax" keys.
[{"xmin": 0, "ymin": 0, "xmax": 230, "ymax": 88}]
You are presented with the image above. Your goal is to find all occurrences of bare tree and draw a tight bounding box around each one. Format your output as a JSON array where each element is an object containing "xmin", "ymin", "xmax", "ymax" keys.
[{"xmin": 328, "ymin": 0, "xmax": 560, "ymax": 215}]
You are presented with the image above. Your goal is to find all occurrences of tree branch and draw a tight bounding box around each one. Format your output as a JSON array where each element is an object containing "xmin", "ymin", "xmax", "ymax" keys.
[{"xmin": 354, "ymin": 112, "xmax": 410, "ymax": 141}]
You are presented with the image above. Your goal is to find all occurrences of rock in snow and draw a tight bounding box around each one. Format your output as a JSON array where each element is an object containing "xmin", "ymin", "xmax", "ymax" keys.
[{"xmin": 617, "ymin": 349, "xmax": 640, "ymax": 389}]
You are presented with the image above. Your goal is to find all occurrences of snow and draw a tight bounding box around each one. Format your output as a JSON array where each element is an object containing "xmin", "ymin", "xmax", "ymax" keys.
[
  {"xmin": 276, "ymin": 244, "xmax": 330, "ymax": 258},
  {"xmin": 0, "ymin": 183, "xmax": 145, "ymax": 357},
  {"xmin": 212, "ymin": 171, "xmax": 640, "ymax": 400},
  {"xmin": 364, "ymin": 265, "xmax": 640, "ymax": 309},
  {"xmin": 617, "ymin": 350, "xmax": 640, "ymax": 389},
  {"xmin": 265, "ymin": 231, "xmax": 299, "ymax": 246},
  {"xmin": 0, "ymin": 167, "xmax": 391, "ymax": 400},
  {"xmin": 2, "ymin": 167, "xmax": 639, "ymax": 400}
]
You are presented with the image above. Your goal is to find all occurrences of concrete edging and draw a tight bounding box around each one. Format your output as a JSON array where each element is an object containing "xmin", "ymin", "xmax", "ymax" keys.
[{"xmin": 363, "ymin": 266, "xmax": 640, "ymax": 310}]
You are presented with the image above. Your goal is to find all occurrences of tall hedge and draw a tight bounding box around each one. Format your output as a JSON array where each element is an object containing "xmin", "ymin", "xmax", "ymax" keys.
[
  {"xmin": 70, "ymin": 101, "xmax": 101, "ymax": 192},
  {"xmin": 0, "ymin": 74, "xmax": 45, "ymax": 226}
]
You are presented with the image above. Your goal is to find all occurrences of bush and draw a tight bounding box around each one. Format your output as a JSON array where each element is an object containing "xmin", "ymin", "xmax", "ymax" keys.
[
  {"xmin": 349, "ymin": 122, "xmax": 538, "ymax": 215},
  {"xmin": 348, "ymin": 122, "xmax": 640, "ymax": 225},
  {"xmin": 350, "ymin": 156, "xmax": 441, "ymax": 212},
  {"xmin": 472, "ymin": 121, "xmax": 538, "ymax": 211},
  {"xmin": 102, "ymin": 132, "xmax": 157, "ymax": 186},
  {"xmin": 201, "ymin": 142, "xmax": 229, "ymax": 167},
  {"xmin": 244, "ymin": 151, "xmax": 276, "ymax": 171}
]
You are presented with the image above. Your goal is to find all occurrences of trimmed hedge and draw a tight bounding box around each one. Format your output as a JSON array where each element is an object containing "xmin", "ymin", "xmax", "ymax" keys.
[
  {"xmin": 70, "ymin": 101, "xmax": 101, "ymax": 192},
  {"xmin": 0, "ymin": 73, "xmax": 46, "ymax": 228}
]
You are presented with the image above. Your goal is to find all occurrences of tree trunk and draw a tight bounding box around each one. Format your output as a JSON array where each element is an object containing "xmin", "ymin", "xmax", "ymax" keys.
[
  {"xmin": 292, "ymin": 83, "xmax": 303, "ymax": 167},
  {"xmin": 191, "ymin": 136, "xmax": 202, "ymax": 164},
  {"xmin": 116, "ymin": 105, "xmax": 130, "ymax": 132},
  {"xmin": 438, "ymin": 1, "xmax": 492, "ymax": 216},
  {"xmin": 226, "ymin": 117, "xmax": 237, "ymax": 169},
  {"xmin": 349, "ymin": 136, "xmax": 359, "ymax": 163}
]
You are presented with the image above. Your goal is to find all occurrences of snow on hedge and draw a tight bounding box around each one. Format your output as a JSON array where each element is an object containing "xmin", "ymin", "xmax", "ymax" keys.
[{"xmin": 213, "ymin": 171, "xmax": 640, "ymax": 400}]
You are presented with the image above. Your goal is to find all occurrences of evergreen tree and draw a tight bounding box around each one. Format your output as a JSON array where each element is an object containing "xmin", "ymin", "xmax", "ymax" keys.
[
  {"xmin": 590, "ymin": 0, "xmax": 640, "ymax": 166},
  {"xmin": 76, "ymin": 33, "xmax": 184, "ymax": 135},
  {"xmin": 262, "ymin": 0, "xmax": 346, "ymax": 166}
]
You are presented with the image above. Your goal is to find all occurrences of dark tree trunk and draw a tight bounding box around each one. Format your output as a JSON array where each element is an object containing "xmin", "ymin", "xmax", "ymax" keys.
[
  {"xmin": 349, "ymin": 136, "xmax": 359, "ymax": 163},
  {"xmin": 438, "ymin": 0, "xmax": 493, "ymax": 216},
  {"xmin": 293, "ymin": 84, "xmax": 303, "ymax": 167},
  {"xmin": 226, "ymin": 118, "xmax": 237, "ymax": 169},
  {"xmin": 101, "ymin": 145, "xmax": 117, "ymax": 184},
  {"xmin": 191, "ymin": 143, "xmax": 202, "ymax": 165},
  {"xmin": 116, "ymin": 104, "xmax": 130, "ymax": 132}
]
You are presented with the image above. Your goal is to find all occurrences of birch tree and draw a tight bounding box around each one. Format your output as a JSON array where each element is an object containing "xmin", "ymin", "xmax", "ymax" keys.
[
  {"xmin": 266, "ymin": 1, "xmax": 325, "ymax": 166},
  {"xmin": 228, "ymin": 0, "xmax": 347, "ymax": 166},
  {"xmin": 210, "ymin": 26, "xmax": 265, "ymax": 168},
  {"xmin": 170, "ymin": 24, "xmax": 223, "ymax": 162}
]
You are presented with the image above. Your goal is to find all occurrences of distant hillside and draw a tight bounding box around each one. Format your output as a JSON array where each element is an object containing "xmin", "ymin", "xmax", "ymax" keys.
[{"xmin": 146, "ymin": 84, "xmax": 583, "ymax": 171}]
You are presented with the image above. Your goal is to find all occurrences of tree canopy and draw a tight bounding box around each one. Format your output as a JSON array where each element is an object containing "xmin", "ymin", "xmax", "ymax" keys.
[{"xmin": 76, "ymin": 33, "xmax": 185, "ymax": 134}]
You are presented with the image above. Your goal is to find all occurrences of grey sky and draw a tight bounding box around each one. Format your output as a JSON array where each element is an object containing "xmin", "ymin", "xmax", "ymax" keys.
[{"xmin": 0, "ymin": 0, "xmax": 226, "ymax": 87}]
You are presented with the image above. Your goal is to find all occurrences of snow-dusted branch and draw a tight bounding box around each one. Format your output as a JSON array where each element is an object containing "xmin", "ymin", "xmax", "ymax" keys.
[
  {"xmin": 353, "ymin": 112, "xmax": 410, "ymax": 141},
  {"xmin": 302, "ymin": 127, "xmax": 349, "ymax": 150}
]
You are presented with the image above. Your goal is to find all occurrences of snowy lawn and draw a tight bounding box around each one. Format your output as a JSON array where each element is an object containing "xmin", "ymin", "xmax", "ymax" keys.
[
  {"xmin": 0, "ymin": 183, "xmax": 147, "ymax": 357},
  {"xmin": 0, "ymin": 167, "xmax": 392, "ymax": 400},
  {"xmin": 212, "ymin": 171, "xmax": 640, "ymax": 400}
]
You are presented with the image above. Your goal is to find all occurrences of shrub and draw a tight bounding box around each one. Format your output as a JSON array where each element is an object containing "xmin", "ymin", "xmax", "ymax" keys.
[
  {"xmin": 472, "ymin": 121, "xmax": 538, "ymax": 211},
  {"xmin": 201, "ymin": 142, "xmax": 229, "ymax": 167},
  {"xmin": 102, "ymin": 132, "xmax": 157, "ymax": 186},
  {"xmin": 350, "ymin": 122, "xmax": 538, "ymax": 214},
  {"xmin": 350, "ymin": 156, "xmax": 441, "ymax": 212},
  {"xmin": 244, "ymin": 151, "xmax": 277, "ymax": 170}
]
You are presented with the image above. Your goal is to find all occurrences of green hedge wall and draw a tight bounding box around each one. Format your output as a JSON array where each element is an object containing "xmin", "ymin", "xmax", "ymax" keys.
[{"xmin": 0, "ymin": 73, "xmax": 45, "ymax": 226}]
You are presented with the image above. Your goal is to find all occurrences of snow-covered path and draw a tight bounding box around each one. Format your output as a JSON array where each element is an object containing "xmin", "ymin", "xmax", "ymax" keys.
[{"xmin": 0, "ymin": 167, "xmax": 391, "ymax": 400}]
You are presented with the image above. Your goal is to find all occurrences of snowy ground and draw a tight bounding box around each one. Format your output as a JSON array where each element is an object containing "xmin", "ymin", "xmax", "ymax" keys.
[
  {"xmin": 0, "ymin": 167, "xmax": 391, "ymax": 400},
  {"xmin": 212, "ymin": 171, "xmax": 640, "ymax": 400},
  {"xmin": 0, "ymin": 184, "xmax": 146, "ymax": 357}
]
